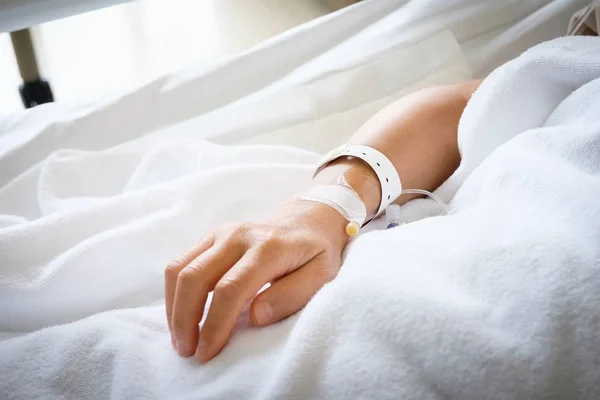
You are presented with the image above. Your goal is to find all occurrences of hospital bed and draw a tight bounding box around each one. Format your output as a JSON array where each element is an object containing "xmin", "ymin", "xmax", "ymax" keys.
[
  {"xmin": 0, "ymin": 1, "xmax": 596, "ymax": 399},
  {"xmin": 1, "ymin": 0, "xmax": 132, "ymax": 108}
]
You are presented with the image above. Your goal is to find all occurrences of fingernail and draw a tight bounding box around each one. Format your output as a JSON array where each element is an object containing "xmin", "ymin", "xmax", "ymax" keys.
[
  {"xmin": 195, "ymin": 339, "xmax": 208, "ymax": 361},
  {"xmin": 254, "ymin": 302, "xmax": 272, "ymax": 325}
]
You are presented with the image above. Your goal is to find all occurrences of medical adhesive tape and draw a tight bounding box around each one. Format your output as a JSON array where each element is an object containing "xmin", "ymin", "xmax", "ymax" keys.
[{"xmin": 300, "ymin": 184, "xmax": 367, "ymax": 236}]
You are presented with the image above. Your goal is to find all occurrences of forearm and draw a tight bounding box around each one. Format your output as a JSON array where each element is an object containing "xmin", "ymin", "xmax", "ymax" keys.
[
  {"xmin": 314, "ymin": 80, "xmax": 481, "ymax": 219},
  {"xmin": 166, "ymin": 82, "xmax": 482, "ymax": 360}
]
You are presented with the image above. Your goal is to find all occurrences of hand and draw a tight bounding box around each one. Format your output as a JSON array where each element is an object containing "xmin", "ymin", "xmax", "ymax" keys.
[{"xmin": 164, "ymin": 199, "xmax": 348, "ymax": 362}]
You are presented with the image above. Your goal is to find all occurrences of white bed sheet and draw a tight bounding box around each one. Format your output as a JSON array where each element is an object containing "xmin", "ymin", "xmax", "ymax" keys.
[
  {"xmin": 0, "ymin": 27, "xmax": 470, "ymax": 325},
  {"xmin": 0, "ymin": 28, "xmax": 470, "ymax": 399},
  {"xmin": 0, "ymin": 0, "xmax": 589, "ymax": 179},
  {"xmin": 0, "ymin": 0, "xmax": 595, "ymax": 399}
]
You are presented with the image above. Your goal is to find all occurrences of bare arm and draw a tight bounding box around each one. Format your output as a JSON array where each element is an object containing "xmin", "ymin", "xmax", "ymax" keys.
[
  {"xmin": 165, "ymin": 79, "xmax": 482, "ymax": 362},
  {"xmin": 313, "ymin": 79, "xmax": 482, "ymax": 246}
]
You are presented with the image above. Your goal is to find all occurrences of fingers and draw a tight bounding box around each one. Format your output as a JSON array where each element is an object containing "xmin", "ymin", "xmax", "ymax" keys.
[
  {"xmin": 249, "ymin": 254, "xmax": 337, "ymax": 327},
  {"xmin": 194, "ymin": 248, "xmax": 287, "ymax": 362},
  {"xmin": 171, "ymin": 242, "xmax": 243, "ymax": 356},
  {"xmin": 165, "ymin": 234, "xmax": 214, "ymax": 346},
  {"xmin": 165, "ymin": 222, "xmax": 339, "ymax": 362}
]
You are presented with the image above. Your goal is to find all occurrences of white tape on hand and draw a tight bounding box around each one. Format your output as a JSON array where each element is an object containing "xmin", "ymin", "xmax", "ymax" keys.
[{"xmin": 300, "ymin": 184, "xmax": 367, "ymax": 236}]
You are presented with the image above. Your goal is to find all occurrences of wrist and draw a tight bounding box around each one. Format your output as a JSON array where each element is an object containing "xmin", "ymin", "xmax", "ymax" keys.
[
  {"xmin": 274, "ymin": 157, "xmax": 383, "ymax": 249},
  {"xmin": 276, "ymin": 199, "xmax": 350, "ymax": 249},
  {"xmin": 313, "ymin": 157, "xmax": 382, "ymax": 219}
]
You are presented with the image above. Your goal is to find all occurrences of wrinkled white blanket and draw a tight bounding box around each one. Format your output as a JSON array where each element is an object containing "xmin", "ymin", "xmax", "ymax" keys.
[
  {"xmin": 0, "ymin": 29, "xmax": 470, "ymax": 399},
  {"xmin": 2, "ymin": 33, "xmax": 600, "ymax": 399}
]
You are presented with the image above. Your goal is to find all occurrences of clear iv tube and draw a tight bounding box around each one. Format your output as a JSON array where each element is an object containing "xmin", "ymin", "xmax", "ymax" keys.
[{"xmin": 401, "ymin": 188, "xmax": 451, "ymax": 213}]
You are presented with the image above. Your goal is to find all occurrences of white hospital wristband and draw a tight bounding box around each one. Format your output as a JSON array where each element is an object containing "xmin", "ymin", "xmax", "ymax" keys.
[{"xmin": 314, "ymin": 145, "xmax": 402, "ymax": 217}]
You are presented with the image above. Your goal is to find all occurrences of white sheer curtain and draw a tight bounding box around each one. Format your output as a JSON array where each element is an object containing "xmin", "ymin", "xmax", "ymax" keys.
[
  {"xmin": 0, "ymin": 0, "xmax": 329, "ymax": 114},
  {"xmin": 0, "ymin": 1, "xmax": 219, "ymax": 114}
]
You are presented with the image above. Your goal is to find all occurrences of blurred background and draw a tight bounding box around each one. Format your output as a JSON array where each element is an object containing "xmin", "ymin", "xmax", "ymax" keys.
[{"xmin": 0, "ymin": 0, "xmax": 348, "ymax": 114}]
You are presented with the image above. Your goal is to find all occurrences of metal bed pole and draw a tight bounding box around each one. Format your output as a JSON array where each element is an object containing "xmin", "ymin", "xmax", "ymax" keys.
[{"xmin": 10, "ymin": 28, "xmax": 54, "ymax": 108}]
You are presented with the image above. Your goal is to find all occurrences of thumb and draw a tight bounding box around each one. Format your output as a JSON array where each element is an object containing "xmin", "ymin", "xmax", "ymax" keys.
[{"xmin": 249, "ymin": 254, "xmax": 338, "ymax": 326}]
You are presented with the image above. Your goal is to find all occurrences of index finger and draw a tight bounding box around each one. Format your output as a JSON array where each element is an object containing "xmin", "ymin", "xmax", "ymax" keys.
[
  {"xmin": 194, "ymin": 248, "xmax": 286, "ymax": 362},
  {"xmin": 164, "ymin": 233, "xmax": 214, "ymax": 344}
]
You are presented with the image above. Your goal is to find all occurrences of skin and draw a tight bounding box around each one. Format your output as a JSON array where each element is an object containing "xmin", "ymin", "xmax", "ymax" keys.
[{"xmin": 164, "ymin": 79, "xmax": 482, "ymax": 362}]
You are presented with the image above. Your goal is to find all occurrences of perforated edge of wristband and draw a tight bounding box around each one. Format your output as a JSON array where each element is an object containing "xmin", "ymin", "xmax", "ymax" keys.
[{"xmin": 314, "ymin": 145, "xmax": 402, "ymax": 217}]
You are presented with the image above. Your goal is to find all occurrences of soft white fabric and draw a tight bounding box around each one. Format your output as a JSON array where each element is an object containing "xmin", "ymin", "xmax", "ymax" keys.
[
  {"xmin": 0, "ymin": 30, "xmax": 470, "ymax": 398},
  {"xmin": 2, "ymin": 1, "xmax": 600, "ymax": 397},
  {"xmin": 0, "ymin": 29, "xmax": 466, "ymax": 330},
  {"xmin": 2, "ymin": 30, "xmax": 600, "ymax": 398}
]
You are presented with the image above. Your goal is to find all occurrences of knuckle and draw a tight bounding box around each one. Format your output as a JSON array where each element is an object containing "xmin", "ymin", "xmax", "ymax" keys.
[
  {"xmin": 177, "ymin": 267, "xmax": 199, "ymax": 285},
  {"xmin": 221, "ymin": 224, "xmax": 252, "ymax": 248},
  {"xmin": 176, "ymin": 268, "xmax": 209, "ymax": 298},
  {"xmin": 257, "ymin": 233, "xmax": 285, "ymax": 253},
  {"xmin": 221, "ymin": 235, "xmax": 241, "ymax": 249},
  {"xmin": 165, "ymin": 256, "xmax": 186, "ymax": 278},
  {"xmin": 214, "ymin": 278, "xmax": 243, "ymax": 300},
  {"xmin": 231, "ymin": 222, "xmax": 252, "ymax": 237},
  {"xmin": 185, "ymin": 257, "xmax": 207, "ymax": 274}
]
